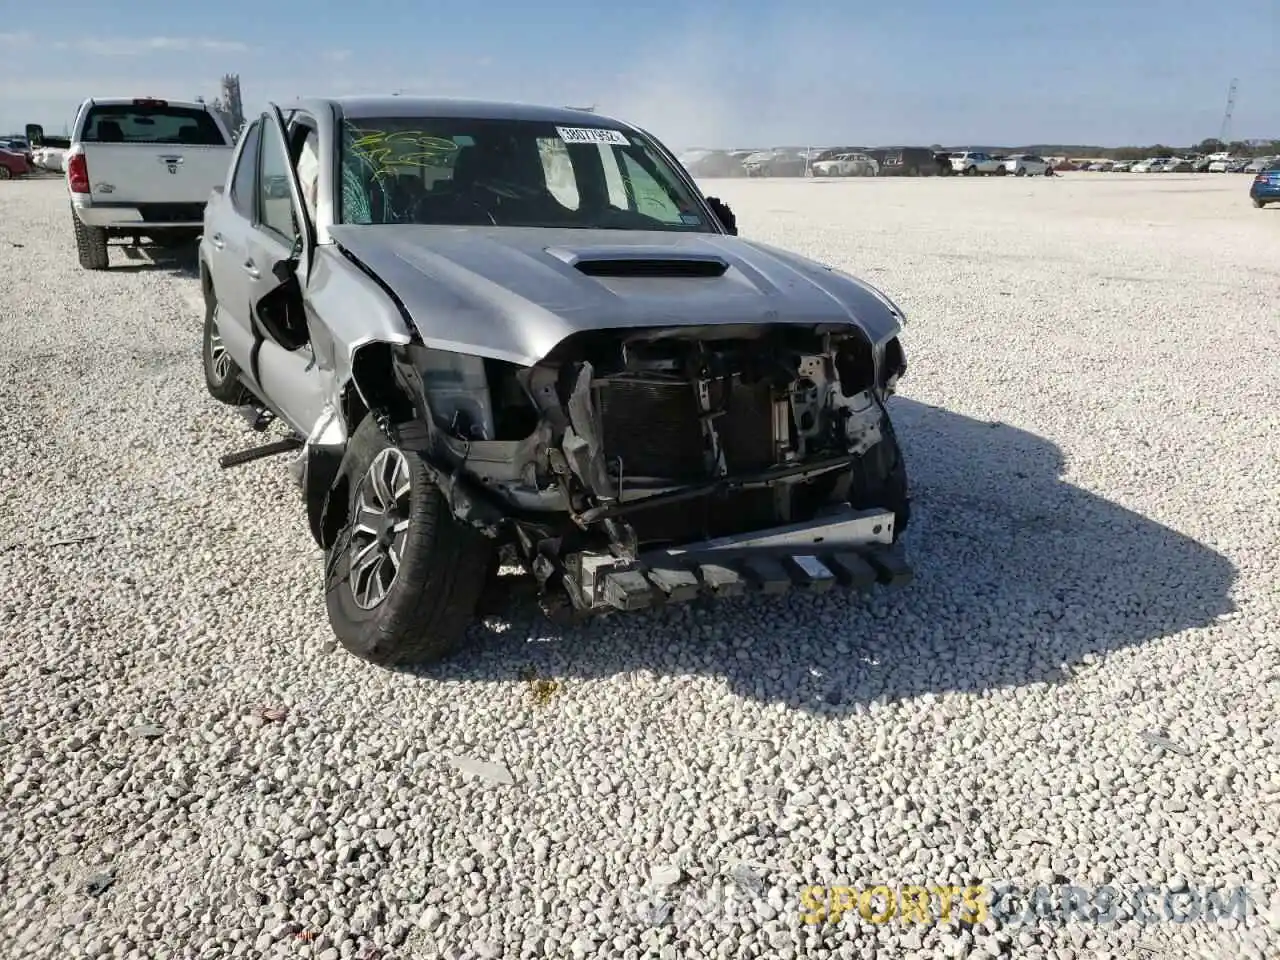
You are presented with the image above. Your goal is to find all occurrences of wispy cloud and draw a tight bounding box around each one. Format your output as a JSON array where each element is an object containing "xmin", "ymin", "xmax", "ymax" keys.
[
  {"xmin": 323, "ymin": 49, "xmax": 351, "ymax": 64},
  {"xmin": 51, "ymin": 37, "xmax": 252, "ymax": 56},
  {"xmin": 0, "ymin": 31, "xmax": 35, "ymax": 48}
]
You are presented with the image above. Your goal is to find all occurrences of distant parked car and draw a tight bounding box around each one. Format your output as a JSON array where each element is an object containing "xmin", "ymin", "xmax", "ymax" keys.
[
  {"xmin": 1163, "ymin": 159, "xmax": 1193, "ymax": 173},
  {"xmin": 679, "ymin": 150, "xmax": 747, "ymax": 178},
  {"xmin": 760, "ymin": 152, "xmax": 811, "ymax": 177},
  {"xmin": 950, "ymin": 151, "xmax": 1003, "ymax": 176},
  {"xmin": 1, "ymin": 139, "xmax": 34, "ymax": 166},
  {"xmin": 863, "ymin": 147, "xmax": 937, "ymax": 176},
  {"xmin": 0, "ymin": 146, "xmax": 31, "ymax": 179},
  {"xmin": 1207, "ymin": 157, "xmax": 1237, "ymax": 172},
  {"xmin": 1243, "ymin": 156, "xmax": 1274, "ymax": 175},
  {"xmin": 1131, "ymin": 158, "xmax": 1168, "ymax": 173},
  {"xmin": 1249, "ymin": 159, "xmax": 1280, "ymax": 207},
  {"xmin": 810, "ymin": 152, "xmax": 879, "ymax": 177},
  {"xmin": 1001, "ymin": 153, "xmax": 1050, "ymax": 176}
]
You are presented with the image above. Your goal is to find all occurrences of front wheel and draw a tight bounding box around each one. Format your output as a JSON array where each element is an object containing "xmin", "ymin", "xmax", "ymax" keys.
[
  {"xmin": 0, "ymin": 167, "xmax": 11, "ymax": 181},
  {"xmin": 844, "ymin": 417, "xmax": 910, "ymax": 539},
  {"xmin": 202, "ymin": 290, "xmax": 253, "ymax": 405},
  {"xmin": 325, "ymin": 417, "xmax": 495, "ymax": 668},
  {"xmin": 995, "ymin": 166, "xmax": 1007, "ymax": 176},
  {"xmin": 1254, "ymin": 199, "xmax": 1267, "ymax": 208},
  {"xmin": 964, "ymin": 166, "xmax": 977, "ymax": 176}
]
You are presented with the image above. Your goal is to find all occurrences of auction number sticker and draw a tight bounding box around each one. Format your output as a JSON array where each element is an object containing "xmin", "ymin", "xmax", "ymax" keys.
[{"xmin": 556, "ymin": 126, "xmax": 630, "ymax": 146}]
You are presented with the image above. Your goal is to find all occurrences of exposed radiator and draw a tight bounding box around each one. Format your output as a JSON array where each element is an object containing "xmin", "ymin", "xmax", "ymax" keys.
[
  {"xmin": 710, "ymin": 376, "xmax": 778, "ymax": 472},
  {"xmin": 594, "ymin": 377, "xmax": 706, "ymax": 481},
  {"xmin": 593, "ymin": 373, "xmax": 781, "ymax": 482}
]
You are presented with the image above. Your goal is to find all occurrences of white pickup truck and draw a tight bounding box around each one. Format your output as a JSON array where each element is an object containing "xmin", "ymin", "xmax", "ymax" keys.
[{"xmin": 64, "ymin": 97, "xmax": 234, "ymax": 270}]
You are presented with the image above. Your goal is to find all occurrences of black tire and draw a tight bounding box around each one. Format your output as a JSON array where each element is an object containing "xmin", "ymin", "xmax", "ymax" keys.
[
  {"xmin": 72, "ymin": 209, "xmax": 109, "ymax": 270},
  {"xmin": 1254, "ymin": 199, "xmax": 1267, "ymax": 208},
  {"xmin": 995, "ymin": 166, "xmax": 1007, "ymax": 176},
  {"xmin": 202, "ymin": 288, "xmax": 253, "ymax": 405},
  {"xmin": 845, "ymin": 416, "xmax": 911, "ymax": 539},
  {"xmin": 0, "ymin": 167, "xmax": 11, "ymax": 181},
  {"xmin": 325, "ymin": 417, "xmax": 495, "ymax": 668},
  {"xmin": 1015, "ymin": 167, "xmax": 1027, "ymax": 177},
  {"xmin": 964, "ymin": 165, "xmax": 977, "ymax": 176}
]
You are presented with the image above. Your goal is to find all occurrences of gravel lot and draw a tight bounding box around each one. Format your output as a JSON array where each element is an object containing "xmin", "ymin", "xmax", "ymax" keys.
[{"xmin": 1, "ymin": 173, "xmax": 1278, "ymax": 960}]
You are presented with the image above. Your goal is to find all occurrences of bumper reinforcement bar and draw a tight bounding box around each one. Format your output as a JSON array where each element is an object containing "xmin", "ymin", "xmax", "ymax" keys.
[{"xmin": 567, "ymin": 505, "xmax": 912, "ymax": 613}]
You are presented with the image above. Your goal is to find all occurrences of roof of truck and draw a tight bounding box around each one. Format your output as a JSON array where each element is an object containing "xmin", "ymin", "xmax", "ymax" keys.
[{"xmin": 297, "ymin": 96, "xmax": 626, "ymax": 127}]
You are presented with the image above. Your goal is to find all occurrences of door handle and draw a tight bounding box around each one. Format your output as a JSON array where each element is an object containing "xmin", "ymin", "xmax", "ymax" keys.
[
  {"xmin": 210, "ymin": 233, "xmax": 225, "ymax": 250},
  {"xmin": 243, "ymin": 260, "xmax": 260, "ymax": 279}
]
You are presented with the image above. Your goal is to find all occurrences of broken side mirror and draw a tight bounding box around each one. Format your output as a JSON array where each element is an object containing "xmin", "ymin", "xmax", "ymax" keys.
[
  {"xmin": 272, "ymin": 233, "xmax": 304, "ymax": 283},
  {"xmin": 706, "ymin": 196, "xmax": 737, "ymax": 236},
  {"xmin": 257, "ymin": 240, "xmax": 309, "ymax": 352}
]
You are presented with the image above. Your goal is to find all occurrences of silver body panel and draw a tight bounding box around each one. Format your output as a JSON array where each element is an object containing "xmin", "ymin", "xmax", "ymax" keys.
[
  {"xmin": 325, "ymin": 224, "xmax": 906, "ymax": 368},
  {"xmin": 200, "ymin": 95, "xmax": 907, "ymax": 446}
]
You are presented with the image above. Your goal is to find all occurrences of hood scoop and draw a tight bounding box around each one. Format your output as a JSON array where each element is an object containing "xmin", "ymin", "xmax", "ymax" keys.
[{"xmin": 546, "ymin": 245, "xmax": 730, "ymax": 279}]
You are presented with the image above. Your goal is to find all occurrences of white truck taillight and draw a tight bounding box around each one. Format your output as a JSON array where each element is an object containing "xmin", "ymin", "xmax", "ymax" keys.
[{"xmin": 67, "ymin": 152, "xmax": 90, "ymax": 194}]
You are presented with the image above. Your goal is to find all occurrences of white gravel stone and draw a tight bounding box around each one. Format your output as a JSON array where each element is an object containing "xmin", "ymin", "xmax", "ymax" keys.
[{"xmin": 0, "ymin": 173, "xmax": 1277, "ymax": 960}]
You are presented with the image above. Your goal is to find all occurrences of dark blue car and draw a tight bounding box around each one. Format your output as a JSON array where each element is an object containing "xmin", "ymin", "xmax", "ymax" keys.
[{"xmin": 1250, "ymin": 159, "xmax": 1280, "ymax": 208}]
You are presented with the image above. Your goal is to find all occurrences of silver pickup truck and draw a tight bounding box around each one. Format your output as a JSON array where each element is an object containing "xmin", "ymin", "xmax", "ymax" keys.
[
  {"xmin": 198, "ymin": 97, "xmax": 915, "ymax": 668},
  {"xmin": 65, "ymin": 97, "xmax": 234, "ymax": 269}
]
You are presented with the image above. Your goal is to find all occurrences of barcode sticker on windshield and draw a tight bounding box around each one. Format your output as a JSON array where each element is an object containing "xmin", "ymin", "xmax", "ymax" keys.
[{"xmin": 556, "ymin": 126, "xmax": 630, "ymax": 146}]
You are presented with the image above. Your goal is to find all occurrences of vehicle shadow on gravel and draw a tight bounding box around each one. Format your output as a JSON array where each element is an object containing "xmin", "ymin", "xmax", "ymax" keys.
[
  {"xmin": 420, "ymin": 399, "xmax": 1237, "ymax": 713},
  {"xmin": 105, "ymin": 244, "xmax": 200, "ymax": 277}
]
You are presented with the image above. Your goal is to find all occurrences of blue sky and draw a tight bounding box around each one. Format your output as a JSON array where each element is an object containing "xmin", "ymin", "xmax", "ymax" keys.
[{"xmin": 1, "ymin": 0, "xmax": 1275, "ymax": 149}]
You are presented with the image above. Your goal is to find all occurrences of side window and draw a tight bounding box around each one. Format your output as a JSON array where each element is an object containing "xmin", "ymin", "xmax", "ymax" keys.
[
  {"xmin": 620, "ymin": 152, "xmax": 682, "ymax": 222},
  {"xmin": 229, "ymin": 119, "xmax": 261, "ymax": 218},
  {"xmin": 257, "ymin": 120, "xmax": 299, "ymax": 242}
]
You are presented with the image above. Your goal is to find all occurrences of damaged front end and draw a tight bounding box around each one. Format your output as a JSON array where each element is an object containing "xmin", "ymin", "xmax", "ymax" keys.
[{"xmin": 347, "ymin": 322, "xmax": 911, "ymax": 619}]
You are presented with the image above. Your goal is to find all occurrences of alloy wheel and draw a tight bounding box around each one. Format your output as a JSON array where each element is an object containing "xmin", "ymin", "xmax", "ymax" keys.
[
  {"xmin": 208, "ymin": 309, "xmax": 233, "ymax": 383},
  {"xmin": 348, "ymin": 448, "xmax": 413, "ymax": 610}
]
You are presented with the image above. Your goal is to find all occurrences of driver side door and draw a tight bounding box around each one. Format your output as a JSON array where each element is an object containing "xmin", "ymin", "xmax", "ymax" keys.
[{"xmin": 241, "ymin": 108, "xmax": 328, "ymax": 437}]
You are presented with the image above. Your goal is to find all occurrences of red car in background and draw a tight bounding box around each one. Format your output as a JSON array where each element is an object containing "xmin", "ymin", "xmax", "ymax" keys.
[{"xmin": 0, "ymin": 145, "xmax": 31, "ymax": 179}]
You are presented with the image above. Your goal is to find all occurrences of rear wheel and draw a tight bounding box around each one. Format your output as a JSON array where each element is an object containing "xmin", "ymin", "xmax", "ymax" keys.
[
  {"xmin": 995, "ymin": 166, "xmax": 1007, "ymax": 176},
  {"xmin": 0, "ymin": 167, "xmax": 11, "ymax": 181},
  {"xmin": 325, "ymin": 417, "xmax": 495, "ymax": 668},
  {"xmin": 72, "ymin": 209, "xmax": 109, "ymax": 270},
  {"xmin": 1254, "ymin": 199, "xmax": 1267, "ymax": 208},
  {"xmin": 964, "ymin": 165, "xmax": 977, "ymax": 176}
]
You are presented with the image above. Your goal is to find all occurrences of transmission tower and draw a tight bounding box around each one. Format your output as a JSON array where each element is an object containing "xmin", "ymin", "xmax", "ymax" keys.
[
  {"xmin": 220, "ymin": 74, "xmax": 244, "ymax": 133},
  {"xmin": 1218, "ymin": 78, "xmax": 1237, "ymax": 145}
]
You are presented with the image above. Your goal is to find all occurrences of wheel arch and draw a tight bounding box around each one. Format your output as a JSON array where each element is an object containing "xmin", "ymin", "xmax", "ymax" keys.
[{"xmin": 310, "ymin": 339, "xmax": 432, "ymax": 550}]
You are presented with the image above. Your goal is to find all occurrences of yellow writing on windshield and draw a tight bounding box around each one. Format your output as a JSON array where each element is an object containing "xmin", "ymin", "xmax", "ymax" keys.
[{"xmin": 346, "ymin": 128, "xmax": 460, "ymax": 176}]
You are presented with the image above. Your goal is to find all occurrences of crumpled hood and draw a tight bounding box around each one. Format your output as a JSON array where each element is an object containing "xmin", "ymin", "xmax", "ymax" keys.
[{"xmin": 326, "ymin": 224, "xmax": 905, "ymax": 367}]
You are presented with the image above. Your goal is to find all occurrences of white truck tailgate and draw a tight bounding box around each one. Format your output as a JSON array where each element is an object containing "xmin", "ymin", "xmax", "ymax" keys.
[{"xmin": 84, "ymin": 144, "xmax": 232, "ymax": 205}]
